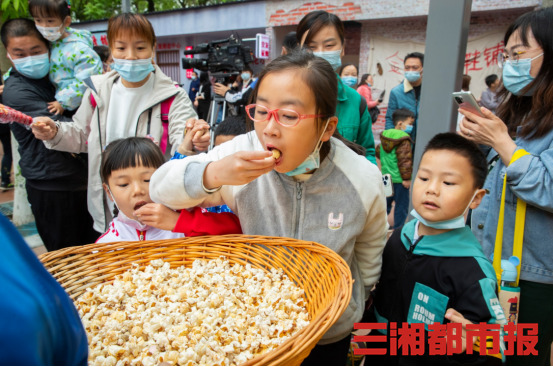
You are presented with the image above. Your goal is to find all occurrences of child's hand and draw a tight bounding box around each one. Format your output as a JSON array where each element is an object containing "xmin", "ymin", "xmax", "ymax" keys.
[
  {"xmin": 444, "ymin": 308, "xmax": 476, "ymax": 353},
  {"xmin": 31, "ymin": 117, "xmax": 58, "ymax": 141},
  {"xmin": 47, "ymin": 101, "xmax": 64, "ymax": 115},
  {"xmin": 178, "ymin": 118, "xmax": 210, "ymax": 154},
  {"xmin": 203, "ymin": 150, "xmax": 275, "ymax": 189},
  {"xmin": 402, "ymin": 180, "xmax": 411, "ymax": 189},
  {"xmin": 133, "ymin": 203, "xmax": 180, "ymax": 231}
]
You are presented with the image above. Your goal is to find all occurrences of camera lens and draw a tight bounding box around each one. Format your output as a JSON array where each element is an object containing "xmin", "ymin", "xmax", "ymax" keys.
[{"xmin": 455, "ymin": 97, "xmax": 463, "ymax": 104}]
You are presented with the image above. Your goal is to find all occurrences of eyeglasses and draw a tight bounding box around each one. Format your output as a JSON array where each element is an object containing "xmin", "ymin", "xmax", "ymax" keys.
[
  {"xmin": 245, "ymin": 104, "xmax": 324, "ymax": 127},
  {"xmin": 497, "ymin": 49, "xmax": 543, "ymax": 68}
]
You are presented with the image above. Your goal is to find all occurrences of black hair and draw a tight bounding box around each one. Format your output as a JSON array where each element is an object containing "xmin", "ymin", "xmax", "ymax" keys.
[
  {"xmin": 29, "ymin": 0, "xmax": 70, "ymax": 20},
  {"xmin": 359, "ymin": 73, "xmax": 371, "ymax": 85},
  {"xmin": 199, "ymin": 71, "xmax": 209, "ymax": 84},
  {"xmin": 93, "ymin": 45, "xmax": 110, "ymax": 63},
  {"xmin": 337, "ymin": 63, "xmax": 358, "ymax": 77},
  {"xmin": 485, "ymin": 74, "xmax": 498, "ymax": 88},
  {"xmin": 296, "ymin": 10, "xmax": 345, "ymax": 47},
  {"xmin": 404, "ymin": 52, "xmax": 424, "ymax": 66},
  {"xmin": 392, "ymin": 108, "xmax": 415, "ymax": 126},
  {"xmin": 1, "ymin": 18, "xmax": 48, "ymax": 49},
  {"xmin": 101, "ymin": 137, "xmax": 165, "ymax": 183},
  {"xmin": 250, "ymin": 48, "xmax": 365, "ymax": 157},
  {"xmin": 214, "ymin": 115, "xmax": 247, "ymax": 141},
  {"xmin": 496, "ymin": 7, "xmax": 553, "ymax": 139},
  {"xmin": 462, "ymin": 74, "xmax": 471, "ymax": 91},
  {"xmin": 283, "ymin": 31, "xmax": 298, "ymax": 52},
  {"xmin": 423, "ymin": 133, "xmax": 487, "ymax": 188}
]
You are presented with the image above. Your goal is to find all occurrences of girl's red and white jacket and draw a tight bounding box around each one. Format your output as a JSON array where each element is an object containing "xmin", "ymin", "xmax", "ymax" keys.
[{"xmin": 96, "ymin": 207, "xmax": 242, "ymax": 243}]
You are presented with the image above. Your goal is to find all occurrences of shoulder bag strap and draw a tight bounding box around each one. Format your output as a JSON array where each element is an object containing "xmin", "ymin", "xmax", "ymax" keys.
[{"xmin": 493, "ymin": 148, "xmax": 530, "ymax": 286}]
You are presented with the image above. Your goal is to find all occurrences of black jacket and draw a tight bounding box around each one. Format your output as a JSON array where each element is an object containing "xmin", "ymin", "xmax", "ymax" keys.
[
  {"xmin": 366, "ymin": 220, "xmax": 504, "ymax": 365},
  {"xmin": 3, "ymin": 69, "xmax": 87, "ymax": 190}
]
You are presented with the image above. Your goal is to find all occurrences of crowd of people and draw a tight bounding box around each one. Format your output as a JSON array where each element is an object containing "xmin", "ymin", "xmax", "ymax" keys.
[{"xmin": 0, "ymin": 2, "xmax": 552, "ymax": 365}]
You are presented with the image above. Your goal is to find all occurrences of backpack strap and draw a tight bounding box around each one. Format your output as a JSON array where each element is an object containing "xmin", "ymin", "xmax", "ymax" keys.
[
  {"xmin": 359, "ymin": 94, "xmax": 368, "ymax": 120},
  {"xmin": 84, "ymin": 77, "xmax": 98, "ymax": 109},
  {"xmin": 159, "ymin": 92, "xmax": 177, "ymax": 154}
]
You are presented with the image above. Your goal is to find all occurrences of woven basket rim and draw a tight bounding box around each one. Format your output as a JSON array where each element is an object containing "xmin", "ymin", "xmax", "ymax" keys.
[{"xmin": 39, "ymin": 235, "xmax": 353, "ymax": 366}]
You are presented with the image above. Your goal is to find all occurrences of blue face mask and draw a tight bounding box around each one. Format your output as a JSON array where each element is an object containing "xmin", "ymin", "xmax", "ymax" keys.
[
  {"xmin": 112, "ymin": 57, "xmax": 155, "ymax": 83},
  {"xmin": 403, "ymin": 125, "xmax": 413, "ymax": 134},
  {"xmin": 313, "ymin": 49, "xmax": 342, "ymax": 71},
  {"xmin": 10, "ymin": 52, "xmax": 50, "ymax": 79},
  {"xmin": 241, "ymin": 72, "xmax": 251, "ymax": 81},
  {"xmin": 341, "ymin": 76, "xmax": 357, "ymax": 87},
  {"xmin": 405, "ymin": 71, "xmax": 421, "ymax": 83},
  {"xmin": 502, "ymin": 53, "xmax": 543, "ymax": 96},
  {"xmin": 286, "ymin": 119, "xmax": 330, "ymax": 176},
  {"xmin": 410, "ymin": 191, "xmax": 477, "ymax": 230}
]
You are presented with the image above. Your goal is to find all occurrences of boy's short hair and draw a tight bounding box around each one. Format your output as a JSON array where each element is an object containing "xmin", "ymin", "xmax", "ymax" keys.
[
  {"xmin": 392, "ymin": 108, "xmax": 415, "ymax": 126},
  {"xmin": 485, "ymin": 74, "xmax": 498, "ymax": 87},
  {"xmin": 283, "ymin": 31, "xmax": 298, "ymax": 52},
  {"xmin": 1, "ymin": 18, "xmax": 47, "ymax": 49},
  {"xmin": 423, "ymin": 132, "xmax": 487, "ymax": 188},
  {"xmin": 108, "ymin": 13, "xmax": 157, "ymax": 48},
  {"xmin": 214, "ymin": 115, "xmax": 247, "ymax": 140},
  {"xmin": 93, "ymin": 45, "xmax": 110, "ymax": 63}
]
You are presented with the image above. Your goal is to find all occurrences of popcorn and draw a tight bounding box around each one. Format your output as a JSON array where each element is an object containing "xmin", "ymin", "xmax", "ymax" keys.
[
  {"xmin": 271, "ymin": 149, "xmax": 281, "ymax": 160},
  {"xmin": 76, "ymin": 258, "xmax": 309, "ymax": 366}
]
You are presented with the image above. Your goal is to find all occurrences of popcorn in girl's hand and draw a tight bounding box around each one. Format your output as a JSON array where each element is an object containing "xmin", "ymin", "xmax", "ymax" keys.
[{"xmin": 76, "ymin": 258, "xmax": 310, "ymax": 366}]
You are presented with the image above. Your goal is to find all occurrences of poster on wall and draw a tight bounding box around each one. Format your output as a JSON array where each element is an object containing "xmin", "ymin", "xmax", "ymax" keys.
[{"xmin": 367, "ymin": 31, "xmax": 504, "ymax": 105}]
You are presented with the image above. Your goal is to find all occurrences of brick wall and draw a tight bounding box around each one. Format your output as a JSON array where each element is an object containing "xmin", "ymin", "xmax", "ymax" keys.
[
  {"xmin": 266, "ymin": 0, "xmax": 540, "ymax": 26},
  {"xmin": 268, "ymin": 2, "xmax": 362, "ymax": 26}
]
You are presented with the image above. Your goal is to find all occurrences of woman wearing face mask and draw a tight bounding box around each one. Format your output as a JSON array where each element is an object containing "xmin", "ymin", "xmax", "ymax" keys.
[
  {"xmin": 297, "ymin": 10, "xmax": 376, "ymax": 164},
  {"xmin": 0, "ymin": 18, "xmax": 98, "ymax": 251},
  {"xmin": 29, "ymin": 0, "xmax": 102, "ymax": 117},
  {"xmin": 457, "ymin": 8, "xmax": 553, "ymax": 365},
  {"xmin": 338, "ymin": 63, "xmax": 358, "ymax": 89},
  {"xmin": 213, "ymin": 67, "xmax": 256, "ymax": 117},
  {"xmin": 30, "ymin": 13, "xmax": 209, "ymax": 234}
]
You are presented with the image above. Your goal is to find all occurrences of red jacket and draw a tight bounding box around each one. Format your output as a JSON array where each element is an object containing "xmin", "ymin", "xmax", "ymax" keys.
[{"xmin": 174, "ymin": 207, "xmax": 242, "ymax": 237}]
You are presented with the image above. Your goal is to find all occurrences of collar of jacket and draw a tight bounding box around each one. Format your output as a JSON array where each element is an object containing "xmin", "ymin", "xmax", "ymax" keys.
[
  {"xmin": 400, "ymin": 219, "xmax": 489, "ymax": 259},
  {"xmin": 336, "ymin": 73, "xmax": 348, "ymax": 102},
  {"xmin": 403, "ymin": 78, "xmax": 414, "ymax": 94}
]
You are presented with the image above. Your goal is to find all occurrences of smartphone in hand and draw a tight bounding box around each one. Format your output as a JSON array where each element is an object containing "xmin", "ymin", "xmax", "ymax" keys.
[{"xmin": 452, "ymin": 91, "xmax": 484, "ymax": 117}]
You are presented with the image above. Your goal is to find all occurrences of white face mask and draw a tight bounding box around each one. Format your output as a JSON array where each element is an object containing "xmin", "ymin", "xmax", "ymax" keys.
[{"xmin": 36, "ymin": 24, "xmax": 64, "ymax": 42}]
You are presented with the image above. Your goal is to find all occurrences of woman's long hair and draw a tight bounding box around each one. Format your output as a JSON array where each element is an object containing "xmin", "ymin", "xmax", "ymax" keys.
[{"xmin": 496, "ymin": 7, "xmax": 553, "ymax": 139}]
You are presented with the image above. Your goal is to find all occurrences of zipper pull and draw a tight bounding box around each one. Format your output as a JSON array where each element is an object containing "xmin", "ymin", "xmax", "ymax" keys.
[{"xmin": 296, "ymin": 182, "xmax": 303, "ymax": 200}]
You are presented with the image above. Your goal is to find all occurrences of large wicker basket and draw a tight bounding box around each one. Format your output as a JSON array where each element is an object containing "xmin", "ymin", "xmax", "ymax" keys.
[{"xmin": 39, "ymin": 235, "xmax": 353, "ymax": 366}]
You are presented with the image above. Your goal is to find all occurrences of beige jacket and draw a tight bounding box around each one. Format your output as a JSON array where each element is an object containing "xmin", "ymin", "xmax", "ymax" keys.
[{"xmin": 45, "ymin": 65, "xmax": 197, "ymax": 232}]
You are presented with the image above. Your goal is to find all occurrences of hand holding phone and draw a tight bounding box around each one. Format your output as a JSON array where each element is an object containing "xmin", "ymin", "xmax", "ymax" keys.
[{"xmin": 452, "ymin": 91, "xmax": 484, "ymax": 117}]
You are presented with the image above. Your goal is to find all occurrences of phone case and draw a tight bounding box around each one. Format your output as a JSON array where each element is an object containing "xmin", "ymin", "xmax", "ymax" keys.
[{"xmin": 382, "ymin": 174, "xmax": 394, "ymax": 198}]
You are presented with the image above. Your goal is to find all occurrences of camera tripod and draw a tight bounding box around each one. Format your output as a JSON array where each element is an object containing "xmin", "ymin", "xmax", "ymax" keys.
[{"xmin": 206, "ymin": 93, "xmax": 228, "ymax": 150}]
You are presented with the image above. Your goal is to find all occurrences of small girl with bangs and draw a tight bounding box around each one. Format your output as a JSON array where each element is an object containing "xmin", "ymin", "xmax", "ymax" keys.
[
  {"xmin": 29, "ymin": 0, "xmax": 102, "ymax": 116},
  {"xmin": 97, "ymin": 137, "xmax": 241, "ymax": 243},
  {"xmin": 32, "ymin": 13, "xmax": 207, "ymax": 234},
  {"xmin": 149, "ymin": 49, "xmax": 388, "ymax": 365}
]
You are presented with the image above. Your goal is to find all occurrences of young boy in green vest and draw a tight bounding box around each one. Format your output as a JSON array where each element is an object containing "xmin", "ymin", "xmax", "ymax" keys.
[{"xmin": 376, "ymin": 108, "xmax": 414, "ymax": 229}]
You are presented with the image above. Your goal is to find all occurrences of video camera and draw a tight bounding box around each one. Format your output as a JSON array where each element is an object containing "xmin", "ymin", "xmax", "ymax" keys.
[{"xmin": 182, "ymin": 34, "xmax": 253, "ymax": 81}]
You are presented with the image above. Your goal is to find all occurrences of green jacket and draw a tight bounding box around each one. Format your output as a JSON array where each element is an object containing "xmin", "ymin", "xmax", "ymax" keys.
[
  {"xmin": 376, "ymin": 128, "xmax": 412, "ymax": 183},
  {"xmin": 335, "ymin": 75, "xmax": 376, "ymax": 164}
]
